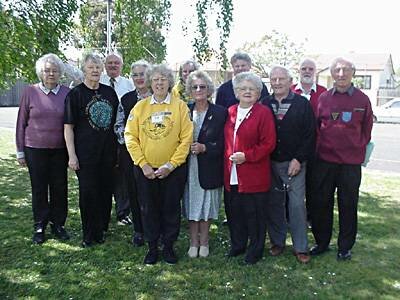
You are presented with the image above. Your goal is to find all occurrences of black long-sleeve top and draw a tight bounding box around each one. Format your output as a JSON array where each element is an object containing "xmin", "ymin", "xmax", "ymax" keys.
[{"xmin": 262, "ymin": 91, "xmax": 315, "ymax": 163}]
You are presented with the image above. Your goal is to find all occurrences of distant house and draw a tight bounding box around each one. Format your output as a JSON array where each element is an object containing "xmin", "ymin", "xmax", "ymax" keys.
[{"xmin": 312, "ymin": 53, "xmax": 399, "ymax": 106}]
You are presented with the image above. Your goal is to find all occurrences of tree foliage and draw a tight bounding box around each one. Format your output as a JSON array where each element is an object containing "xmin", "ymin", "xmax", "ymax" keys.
[
  {"xmin": 77, "ymin": 0, "xmax": 171, "ymax": 74},
  {"xmin": 189, "ymin": 0, "xmax": 233, "ymax": 69},
  {"xmin": 240, "ymin": 30, "xmax": 306, "ymax": 77},
  {"xmin": 0, "ymin": 0, "xmax": 78, "ymax": 89}
]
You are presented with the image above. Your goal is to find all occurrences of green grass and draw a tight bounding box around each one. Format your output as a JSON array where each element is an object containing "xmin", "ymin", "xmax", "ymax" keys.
[{"xmin": 0, "ymin": 128, "xmax": 399, "ymax": 299}]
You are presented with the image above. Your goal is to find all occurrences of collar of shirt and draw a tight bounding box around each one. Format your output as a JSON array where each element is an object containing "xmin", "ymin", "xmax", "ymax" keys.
[
  {"xmin": 294, "ymin": 82, "xmax": 316, "ymax": 95},
  {"xmin": 38, "ymin": 82, "xmax": 61, "ymax": 95},
  {"xmin": 332, "ymin": 84, "xmax": 354, "ymax": 96},
  {"xmin": 271, "ymin": 90, "xmax": 295, "ymax": 104},
  {"xmin": 150, "ymin": 93, "xmax": 171, "ymax": 104}
]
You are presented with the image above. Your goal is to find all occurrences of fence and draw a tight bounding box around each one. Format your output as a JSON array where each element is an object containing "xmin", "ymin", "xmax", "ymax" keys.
[{"xmin": 0, "ymin": 81, "xmax": 28, "ymax": 107}]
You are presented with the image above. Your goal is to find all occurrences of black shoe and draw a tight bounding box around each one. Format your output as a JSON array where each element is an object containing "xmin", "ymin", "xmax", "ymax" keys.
[
  {"xmin": 144, "ymin": 249, "xmax": 159, "ymax": 265},
  {"xmin": 132, "ymin": 232, "xmax": 144, "ymax": 247},
  {"xmin": 118, "ymin": 216, "xmax": 133, "ymax": 226},
  {"xmin": 95, "ymin": 232, "xmax": 105, "ymax": 244},
  {"xmin": 310, "ymin": 245, "xmax": 329, "ymax": 256},
  {"xmin": 227, "ymin": 248, "xmax": 246, "ymax": 257},
  {"xmin": 81, "ymin": 240, "xmax": 93, "ymax": 248},
  {"xmin": 337, "ymin": 250, "xmax": 352, "ymax": 261},
  {"xmin": 244, "ymin": 254, "xmax": 260, "ymax": 265},
  {"xmin": 51, "ymin": 224, "xmax": 70, "ymax": 241},
  {"xmin": 32, "ymin": 230, "xmax": 45, "ymax": 244},
  {"xmin": 162, "ymin": 246, "xmax": 178, "ymax": 264}
]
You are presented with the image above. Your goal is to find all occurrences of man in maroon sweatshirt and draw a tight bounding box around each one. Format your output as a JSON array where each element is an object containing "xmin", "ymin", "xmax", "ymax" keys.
[{"xmin": 309, "ymin": 57, "xmax": 373, "ymax": 261}]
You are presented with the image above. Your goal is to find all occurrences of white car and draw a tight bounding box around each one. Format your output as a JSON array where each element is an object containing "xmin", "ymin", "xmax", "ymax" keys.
[{"xmin": 373, "ymin": 98, "xmax": 400, "ymax": 123}]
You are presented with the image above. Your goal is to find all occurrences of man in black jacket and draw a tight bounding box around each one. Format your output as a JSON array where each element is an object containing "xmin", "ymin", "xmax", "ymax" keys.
[{"xmin": 262, "ymin": 66, "xmax": 315, "ymax": 264}]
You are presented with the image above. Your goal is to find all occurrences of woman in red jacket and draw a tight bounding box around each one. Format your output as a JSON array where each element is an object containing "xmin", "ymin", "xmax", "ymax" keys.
[{"xmin": 224, "ymin": 72, "xmax": 276, "ymax": 265}]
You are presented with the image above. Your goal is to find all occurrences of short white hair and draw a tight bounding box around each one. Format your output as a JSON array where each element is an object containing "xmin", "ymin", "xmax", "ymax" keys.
[{"xmin": 35, "ymin": 53, "xmax": 65, "ymax": 81}]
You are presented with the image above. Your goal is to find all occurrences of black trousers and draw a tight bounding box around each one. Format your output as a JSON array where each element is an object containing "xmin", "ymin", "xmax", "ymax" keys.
[
  {"xmin": 24, "ymin": 147, "xmax": 68, "ymax": 227},
  {"xmin": 119, "ymin": 145, "xmax": 143, "ymax": 233},
  {"xmin": 113, "ymin": 146, "xmax": 131, "ymax": 219},
  {"xmin": 76, "ymin": 162, "xmax": 114, "ymax": 242},
  {"xmin": 309, "ymin": 159, "xmax": 361, "ymax": 251},
  {"xmin": 224, "ymin": 186, "xmax": 268, "ymax": 260},
  {"xmin": 134, "ymin": 164, "xmax": 187, "ymax": 245}
]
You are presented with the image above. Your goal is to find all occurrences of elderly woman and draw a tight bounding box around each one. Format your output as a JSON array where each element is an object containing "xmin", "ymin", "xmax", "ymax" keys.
[
  {"xmin": 16, "ymin": 53, "xmax": 70, "ymax": 244},
  {"xmin": 183, "ymin": 70, "xmax": 227, "ymax": 258},
  {"xmin": 224, "ymin": 72, "xmax": 276, "ymax": 265},
  {"xmin": 114, "ymin": 60, "xmax": 152, "ymax": 247},
  {"xmin": 125, "ymin": 64, "xmax": 193, "ymax": 265},
  {"xmin": 171, "ymin": 60, "xmax": 200, "ymax": 103},
  {"xmin": 64, "ymin": 53, "xmax": 119, "ymax": 248}
]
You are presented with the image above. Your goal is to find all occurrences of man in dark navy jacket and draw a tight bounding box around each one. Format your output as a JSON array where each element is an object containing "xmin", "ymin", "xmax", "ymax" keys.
[{"xmin": 215, "ymin": 52, "xmax": 269, "ymax": 108}]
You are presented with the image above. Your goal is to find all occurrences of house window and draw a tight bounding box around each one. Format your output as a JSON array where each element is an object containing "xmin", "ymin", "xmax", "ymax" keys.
[{"xmin": 353, "ymin": 75, "xmax": 371, "ymax": 89}]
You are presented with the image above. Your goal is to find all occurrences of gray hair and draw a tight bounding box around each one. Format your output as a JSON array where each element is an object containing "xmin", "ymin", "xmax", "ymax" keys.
[
  {"xmin": 145, "ymin": 64, "xmax": 175, "ymax": 93},
  {"xmin": 81, "ymin": 53, "xmax": 104, "ymax": 72},
  {"xmin": 299, "ymin": 58, "xmax": 316, "ymax": 69},
  {"xmin": 269, "ymin": 65, "xmax": 293, "ymax": 80},
  {"xmin": 230, "ymin": 52, "xmax": 252, "ymax": 66},
  {"xmin": 178, "ymin": 60, "xmax": 200, "ymax": 80},
  {"xmin": 232, "ymin": 72, "xmax": 263, "ymax": 98},
  {"xmin": 185, "ymin": 70, "xmax": 215, "ymax": 98},
  {"xmin": 35, "ymin": 53, "xmax": 65, "ymax": 81},
  {"xmin": 329, "ymin": 57, "xmax": 356, "ymax": 74},
  {"xmin": 131, "ymin": 60, "xmax": 150, "ymax": 73},
  {"xmin": 106, "ymin": 51, "xmax": 123, "ymax": 64}
]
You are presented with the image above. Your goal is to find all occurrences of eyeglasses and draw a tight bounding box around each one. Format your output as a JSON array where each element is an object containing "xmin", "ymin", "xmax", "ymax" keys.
[
  {"xmin": 132, "ymin": 72, "xmax": 145, "ymax": 78},
  {"xmin": 152, "ymin": 77, "xmax": 168, "ymax": 83},
  {"xmin": 43, "ymin": 69, "xmax": 59, "ymax": 74},
  {"xmin": 237, "ymin": 87, "xmax": 258, "ymax": 93},
  {"xmin": 191, "ymin": 84, "xmax": 207, "ymax": 91},
  {"xmin": 332, "ymin": 67, "xmax": 354, "ymax": 74}
]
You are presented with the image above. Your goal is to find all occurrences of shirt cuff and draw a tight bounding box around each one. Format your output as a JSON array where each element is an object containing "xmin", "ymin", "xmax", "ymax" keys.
[
  {"xmin": 16, "ymin": 151, "xmax": 25, "ymax": 159},
  {"xmin": 160, "ymin": 162, "xmax": 175, "ymax": 171}
]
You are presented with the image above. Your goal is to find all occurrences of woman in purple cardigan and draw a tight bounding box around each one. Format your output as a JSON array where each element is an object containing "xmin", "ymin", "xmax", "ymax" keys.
[{"xmin": 16, "ymin": 53, "xmax": 70, "ymax": 244}]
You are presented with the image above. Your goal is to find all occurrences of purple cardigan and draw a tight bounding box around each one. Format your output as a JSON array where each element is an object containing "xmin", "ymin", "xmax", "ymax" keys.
[{"xmin": 16, "ymin": 84, "xmax": 70, "ymax": 155}]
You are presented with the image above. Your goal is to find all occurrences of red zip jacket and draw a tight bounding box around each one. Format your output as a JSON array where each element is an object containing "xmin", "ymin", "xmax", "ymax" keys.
[{"xmin": 224, "ymin": 103, "xmax": 276, "ymax": 193}]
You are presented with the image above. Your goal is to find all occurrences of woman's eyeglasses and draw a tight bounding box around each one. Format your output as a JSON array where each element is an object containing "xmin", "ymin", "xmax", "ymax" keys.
[{"xmin": 191, "ymin": 85, "xmax": 207, "ymax": 91}]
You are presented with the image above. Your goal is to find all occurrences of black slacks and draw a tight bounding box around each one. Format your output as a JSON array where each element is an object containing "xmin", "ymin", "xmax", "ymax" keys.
[
  {"xmin": 309, "ymin": 159, "xmax": 361, "ymax": 251},
  {"xmin": 134, "ymin": 164, "xmax": 187, "ymax": 245},
  {"xmin": 119, "ymin": 145, "xmax": 143, "ymax": 233},
  {"xmin": 113, "ymin": 146, "xmax": 131, "ymax": 219},
  {"xmin": 24, "ymin": 147, "xmax": 68, "ymax": 227},
  {"xmin": 224, "ymin": 186, "xmax": 268, "ymax": 260},
  {"xmin": 76, "ymin": 162, "xmax": 114, "ymax": 242}
]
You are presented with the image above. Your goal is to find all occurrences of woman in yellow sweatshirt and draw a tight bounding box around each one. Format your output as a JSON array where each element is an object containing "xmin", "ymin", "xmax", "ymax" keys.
[{"xmin": 125, "ymin": 64, "xmax": 193, "ymax": 265}]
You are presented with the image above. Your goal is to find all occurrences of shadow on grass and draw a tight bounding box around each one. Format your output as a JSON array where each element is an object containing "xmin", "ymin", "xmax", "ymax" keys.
[{"xmin": 1, "ymin": 156, "xmax": 400, "ymax": 299}]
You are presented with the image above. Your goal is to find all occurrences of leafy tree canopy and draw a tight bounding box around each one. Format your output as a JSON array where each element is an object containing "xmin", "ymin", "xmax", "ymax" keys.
[
  {"xmin": 0, "ymin": 0, "xmax": 78, "ymax": 89},
  {"xmin": 240, "ymin": 30, "xmax": 306, "ymax": 77}
]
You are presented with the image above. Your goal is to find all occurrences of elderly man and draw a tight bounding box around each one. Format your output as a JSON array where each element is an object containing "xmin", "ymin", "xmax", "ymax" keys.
[
  {"xmin": 262, "ymin": 66, "xmax": 315, "ymax": 264},
  {"xmin": 291, "ymin": 58, "xmax": 327, "ymax": 225},
  {"xmin": 216, "ymin": 52, "xmax": 269, "ymax": 108},
  {"xmin": 100, "ymin": 52, "xmax": 135, "ymax": 226},
  {"xmin": 291, "ymin": 58, "xmax": 327, "ymax": 115},
  {"xmin": 309, "ymin": 57, "xmax": 373, "ymax": 261}
]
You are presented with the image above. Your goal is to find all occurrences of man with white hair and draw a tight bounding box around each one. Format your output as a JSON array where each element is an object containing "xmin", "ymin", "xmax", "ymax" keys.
[
  {"xmin": 291, "ymin": 58, "xmax": 327, "ymax": 225},
  {"xmin": 100, "ymin": 52, "xmax": 134, "ymax": 226},
  {"xmin": 309, "ymin": 57, "xmax": 373, "ymax": 261},
  {"xmin": 262, "ymin": 66, "xmax": 316, "ymax": 264}
]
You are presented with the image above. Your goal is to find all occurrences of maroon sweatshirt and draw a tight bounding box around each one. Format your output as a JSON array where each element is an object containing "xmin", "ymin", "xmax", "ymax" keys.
[{"xmin": 316, "ymin": 86, "xmax": 373, "ymax": 164}]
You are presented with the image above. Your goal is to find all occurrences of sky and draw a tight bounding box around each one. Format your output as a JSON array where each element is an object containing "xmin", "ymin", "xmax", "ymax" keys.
[{"xmin": 166, "ymin": 0, "xmax": 400, "ymax": 70}]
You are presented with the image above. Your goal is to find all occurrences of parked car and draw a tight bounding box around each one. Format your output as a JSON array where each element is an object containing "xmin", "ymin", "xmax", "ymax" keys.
[{"xmin": 373, "ymin": 98, "xmax": 400, "ymax": 123}]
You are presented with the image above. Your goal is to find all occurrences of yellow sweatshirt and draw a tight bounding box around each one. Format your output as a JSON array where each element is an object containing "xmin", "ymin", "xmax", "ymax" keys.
[{"xmin": 125, "ymin": 94, "xmax": 193, "ymax": 169}]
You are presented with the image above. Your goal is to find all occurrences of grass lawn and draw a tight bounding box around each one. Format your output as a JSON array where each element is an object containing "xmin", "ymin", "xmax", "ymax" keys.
[{"xmin": 0, "ymin": 127, "xmax": 399, "ymax": 299}]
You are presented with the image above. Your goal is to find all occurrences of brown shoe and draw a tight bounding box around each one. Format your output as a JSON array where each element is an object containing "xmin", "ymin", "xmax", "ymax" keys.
[
  {"xmin": 269, "ymin": 245, "xmax": 285, "ymax": 256},
  {"xmin": 295, "ymin": 252, "xmax": 310, "ymax": 264}
]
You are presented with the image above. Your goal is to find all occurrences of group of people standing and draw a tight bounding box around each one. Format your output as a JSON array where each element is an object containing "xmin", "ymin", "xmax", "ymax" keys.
[{"xmin": 16, "ymin": 50, "xmax": 373, "ymax": 266}]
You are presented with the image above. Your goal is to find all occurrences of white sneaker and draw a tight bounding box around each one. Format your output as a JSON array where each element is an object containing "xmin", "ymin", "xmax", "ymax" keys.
[
  {"xmin": 187, "ymin": 246, "xmax": 198, "ymax": 258},
  {"xmin": 199, "ymin": 245, "xmax": 209, "ymax": 257}
]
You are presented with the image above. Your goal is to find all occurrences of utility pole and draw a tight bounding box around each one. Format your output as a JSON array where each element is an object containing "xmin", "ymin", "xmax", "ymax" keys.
[{"xmin": 106, "ymin": 0, "xmax": 112, "ymax": 54}]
